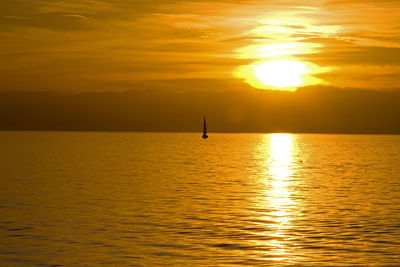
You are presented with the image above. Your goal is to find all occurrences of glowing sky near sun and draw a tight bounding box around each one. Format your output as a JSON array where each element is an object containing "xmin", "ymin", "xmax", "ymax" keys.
[{"xmin": 0, "ymin": 0, "xmax": 399, "ymax": 92}]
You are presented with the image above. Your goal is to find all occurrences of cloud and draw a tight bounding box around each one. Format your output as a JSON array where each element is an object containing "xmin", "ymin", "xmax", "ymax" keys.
[
  {"xmin": 0, "ymin": 12, "xmax": 91, "ymax": 31},
  {"xmin": 0, "ymin": 0, "xmax": 400, "ymax": 92},
  {"xmin": 326, "ymin": 0, "xmax": 400, "ymax": 5},
  {"xmin": 300, "ymin": 45, "xmax": 400, "ymax": 66}
]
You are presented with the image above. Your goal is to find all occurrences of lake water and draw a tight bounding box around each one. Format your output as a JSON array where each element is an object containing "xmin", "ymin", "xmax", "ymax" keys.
[{"xmin": 0, "ymin": 131, "xmax": 400, "ymax": 266}]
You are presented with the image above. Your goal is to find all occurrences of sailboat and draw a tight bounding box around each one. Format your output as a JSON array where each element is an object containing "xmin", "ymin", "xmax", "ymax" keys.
[{"xmin": 202, "ymin": 116, "xmax": 208, "ymax": 139}]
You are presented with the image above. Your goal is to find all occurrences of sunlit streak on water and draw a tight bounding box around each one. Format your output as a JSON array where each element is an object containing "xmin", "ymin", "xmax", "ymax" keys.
[{"xmin": 252, "ymin": 134, "xmax": 296, "ymax": 262}]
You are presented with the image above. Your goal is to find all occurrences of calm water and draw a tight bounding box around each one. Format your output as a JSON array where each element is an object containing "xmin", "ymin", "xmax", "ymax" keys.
[{"xmin": 0, "ymin": 131, "xmax": 400, "ymax": 266}]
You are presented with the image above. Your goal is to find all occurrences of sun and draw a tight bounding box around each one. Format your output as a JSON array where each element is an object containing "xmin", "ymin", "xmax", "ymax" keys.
[
  {"xmin": 253, "ymin": 60, "xmax": 310, "ymax": 88},
  {"xmin": 236, "ymin": 59, "xmax": 326, "ymax": 91}
]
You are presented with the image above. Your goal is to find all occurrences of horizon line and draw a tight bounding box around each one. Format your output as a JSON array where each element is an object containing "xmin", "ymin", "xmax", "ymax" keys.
[{"xmin": 1, "ymin": 129, "xmax": 400, "ymax": 136}]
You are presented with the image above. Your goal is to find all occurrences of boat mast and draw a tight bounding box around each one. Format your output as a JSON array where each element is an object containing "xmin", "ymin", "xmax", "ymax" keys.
[
  {"xmin": 202, "ymin": 116, "xmax": 208, "ymax": 139},
  {"xmin": 203, "ymin": 116, "xmax": 207, "ymax": 135}
]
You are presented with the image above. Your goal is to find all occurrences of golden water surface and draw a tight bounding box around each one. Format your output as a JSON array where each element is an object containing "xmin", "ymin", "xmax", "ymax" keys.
[{"xmin": 0, "ymin": 132, "xmax": 399, "ymax": 266}]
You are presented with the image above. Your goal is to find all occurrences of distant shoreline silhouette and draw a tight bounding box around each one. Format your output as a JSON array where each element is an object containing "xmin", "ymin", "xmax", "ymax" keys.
[{"xmin": 1, "ymin": 87, "xmax": 400, "ymax": 134}]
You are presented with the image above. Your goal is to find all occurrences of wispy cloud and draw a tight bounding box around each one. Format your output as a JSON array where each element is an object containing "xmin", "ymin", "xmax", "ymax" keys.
[{"xmin": 0, "ymin": 0, "xmax": 399, "ymax": 92}]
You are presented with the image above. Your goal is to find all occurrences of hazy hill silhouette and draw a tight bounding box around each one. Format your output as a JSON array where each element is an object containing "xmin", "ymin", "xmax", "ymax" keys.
[{"xmin": 1, "ymin": 87, "xmax": 400, "ymax": 134}]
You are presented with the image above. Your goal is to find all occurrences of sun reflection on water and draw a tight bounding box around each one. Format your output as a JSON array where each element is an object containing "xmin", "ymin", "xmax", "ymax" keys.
[
  {"xmin": 268, "ymin": 133, "xmax": 294, "ymax": 215},
  {"xmin": 258, "ymin": 133, "xmax": 296, "ymax": 261}
]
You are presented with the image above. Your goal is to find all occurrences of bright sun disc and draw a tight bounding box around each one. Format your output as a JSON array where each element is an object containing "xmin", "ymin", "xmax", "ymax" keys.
[{"xmin": 253, "ymin": 60, "xmax": 310, "ymax": 88}]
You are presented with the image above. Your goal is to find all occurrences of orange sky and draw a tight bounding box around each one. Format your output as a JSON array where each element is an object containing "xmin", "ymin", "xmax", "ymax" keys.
[{"xmin": 1, "ymin": 0, "xmax": 400, "ymax": 92}]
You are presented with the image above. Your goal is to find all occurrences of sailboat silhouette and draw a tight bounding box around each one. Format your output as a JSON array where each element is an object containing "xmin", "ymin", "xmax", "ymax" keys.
[{"xmin": 202, "ymin": 116, "xmax": 208, "ymax": 139}]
